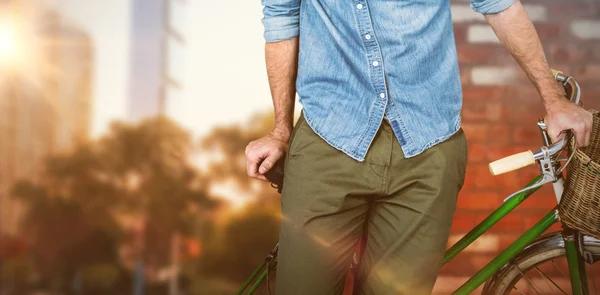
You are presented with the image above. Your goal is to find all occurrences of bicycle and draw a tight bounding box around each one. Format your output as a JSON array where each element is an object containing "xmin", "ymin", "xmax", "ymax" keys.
[{"xmin": 238, "ymin": 69, "xmax": 600, "ymax": 295}]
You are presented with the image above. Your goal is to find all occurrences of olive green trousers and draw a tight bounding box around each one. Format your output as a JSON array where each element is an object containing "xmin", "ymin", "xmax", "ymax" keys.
[{"xmin": 276, "ymin": 113, "xmax": 468, "ymax": 295}]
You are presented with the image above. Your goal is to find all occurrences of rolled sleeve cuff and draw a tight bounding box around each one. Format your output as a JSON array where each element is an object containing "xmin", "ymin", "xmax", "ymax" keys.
[
  {"xmin": 262, "ymin": 16, "xmax": 300, "ymax": 42},
  {"xmin": 471, "ymin": 0, "xmax": 516, "ymax": 14}
]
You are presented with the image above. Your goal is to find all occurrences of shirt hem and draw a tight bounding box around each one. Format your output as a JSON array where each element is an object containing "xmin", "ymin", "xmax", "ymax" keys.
[
  {"xmin": 402, "ymin": 114, "xmax": 462, "ymax": 158},
  {"xmin": 302, "ymin": 111, "xmax": 367, "ymax": 162}
]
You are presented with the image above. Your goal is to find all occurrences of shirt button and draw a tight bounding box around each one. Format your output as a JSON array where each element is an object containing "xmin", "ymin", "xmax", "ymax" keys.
[
  {"xmin": 356, "ymin": 3, "xmax": 363, "ymax": 9},
  {"xmin": 365, "ymin": 34, "xmax": 371, "ymax": 40},
  {"xmin": 380, "ymin": 93, "xmax": 386, "ymax": 98},
  {"xmin": 372, "ymin": 61, "xmax": 379, "ymax": 67}
]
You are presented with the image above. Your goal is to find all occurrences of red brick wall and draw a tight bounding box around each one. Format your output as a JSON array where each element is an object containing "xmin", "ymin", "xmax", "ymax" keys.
[{"xmin": 435, "ymin": 0, "xmax": 600, "ymax": 293}]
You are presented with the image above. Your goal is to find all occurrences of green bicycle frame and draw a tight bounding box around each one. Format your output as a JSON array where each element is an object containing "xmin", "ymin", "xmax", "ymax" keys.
[
  {"xmin": 444, "ymin": 175, "xmax": 586, "ymax": 294},
  {"xmin": 238, "ymin": 175, "xmax": 588, "ymax": 295},
  {"xmin": 452, "ymin": 209, "xmax": 559, "ymax": 294},
  {"xmin": 565, "ymin": 228, "xmax": 590, "ymax": 295},
  {"xmin": 443, "ymin": 176, "xmax": 543, "ymax": 265}
]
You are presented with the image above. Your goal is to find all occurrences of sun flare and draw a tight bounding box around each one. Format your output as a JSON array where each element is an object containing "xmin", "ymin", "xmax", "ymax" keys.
[{"xmin": 0, "ymin": 21, "xmax": 19, "ymax": 63}]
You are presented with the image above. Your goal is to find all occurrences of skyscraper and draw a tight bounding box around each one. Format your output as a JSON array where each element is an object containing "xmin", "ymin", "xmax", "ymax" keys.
[
  {"xmin": 0, "ymin": 2, "xmax": 93, "ymax": 234},
  {"xmin": 129, "ymin": 0, "xmax": 186, "ymax": 121}
]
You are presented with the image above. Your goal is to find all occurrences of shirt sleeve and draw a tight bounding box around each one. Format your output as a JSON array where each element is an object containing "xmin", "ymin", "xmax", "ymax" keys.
[
  {"xmin": 261, "ymin": 0, "xmax": 301, "ymax": 42},
  {"xmin": 470, "ymin": 0, "xmax": 516, "ymax": 14}
]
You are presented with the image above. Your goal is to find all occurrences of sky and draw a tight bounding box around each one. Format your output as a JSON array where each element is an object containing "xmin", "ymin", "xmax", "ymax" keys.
[
  {"xmin": 41, "ymin": 0, "xmax": 277, "ymax": 139},
  {"xmin": 184, "ymin": 0, "xmax": 275, "ymax": 136},
  {"xmin": 20, "ymin": 0, "xmax": 285, "ymax": 208},
  {"xmin": 42, "ymin": 0, "xmax": 132, "ymax": 137}
]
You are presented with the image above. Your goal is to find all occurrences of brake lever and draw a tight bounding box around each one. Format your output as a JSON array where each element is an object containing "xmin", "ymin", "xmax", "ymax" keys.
[
  {"xmin": 503, "ymin": 173, "xmax": 555, "ymax": 203},
  {"xmin": 503, "ymin": 144, "xmax": 560, "ymax": 203}
]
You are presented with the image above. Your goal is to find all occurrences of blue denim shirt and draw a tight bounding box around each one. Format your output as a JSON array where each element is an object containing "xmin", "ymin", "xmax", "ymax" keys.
[{"xmin": 261, "ymin": 0, "xmax": 515, "ymax": 161}]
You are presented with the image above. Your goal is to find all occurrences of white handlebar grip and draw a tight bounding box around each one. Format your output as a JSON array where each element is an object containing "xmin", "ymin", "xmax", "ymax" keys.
[{"xmin": 489, "ymin": 151, "xmax": 536, "ymax": 176}]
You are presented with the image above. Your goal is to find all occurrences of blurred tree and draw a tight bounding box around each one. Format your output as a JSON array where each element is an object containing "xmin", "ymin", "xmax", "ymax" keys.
[
  {"xmin": 99, "ymin": 117, "xmax": 216, "ymax": 268},
  {"xmin": 12, "ymin": 151, "xmax": 123, "ymax": 294},
  {"xmin": 0, "ymin": 235, "xmax": 30, "ymax": 295},
  {"xmin": 200, "ymin": 112, "xmax": 280, "ymax": 207},
  {"xmin": 195, "ymin": 112, "xmax": 283, "ymax": 293},
  {"xmin": 200, "ymin": 205, "xmax": 280, "ymax": 281},
  {"xmin": 11, "ymin": 116, "xmax": 216, "ymax": 294}
]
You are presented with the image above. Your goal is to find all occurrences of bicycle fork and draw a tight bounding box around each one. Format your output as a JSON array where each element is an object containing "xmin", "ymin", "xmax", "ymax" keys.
[{"xmin": 564, "ymin": 228, "xmax": 590, "ymax": 295}]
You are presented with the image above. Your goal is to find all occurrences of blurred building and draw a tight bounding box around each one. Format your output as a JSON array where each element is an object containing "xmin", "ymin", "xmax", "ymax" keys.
[
  {"xmin": 0, "ymin": 1, "xmax": 93, "ymax": 234},
  {"xmin": 129, "ymin": 0, "xmax": 186, "ymax": 121}
]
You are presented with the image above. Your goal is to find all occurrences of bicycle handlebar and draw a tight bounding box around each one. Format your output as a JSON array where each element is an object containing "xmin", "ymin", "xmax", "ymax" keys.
[
  {"xmin": 551, "ymin": 69, "xmax": 580, "ymax": 105},
  {"xmin": 489, "ymin": 151, "xmax": 535, "ymax": 176},
  {"xmin": 488, "ymin": 68, "xmax": 578, "ymax": 176}
]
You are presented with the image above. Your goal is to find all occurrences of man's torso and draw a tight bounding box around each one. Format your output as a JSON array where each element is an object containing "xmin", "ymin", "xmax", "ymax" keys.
[{"xmin": 295, "ymin": 0, "xmax": 463, "ymax": 161}]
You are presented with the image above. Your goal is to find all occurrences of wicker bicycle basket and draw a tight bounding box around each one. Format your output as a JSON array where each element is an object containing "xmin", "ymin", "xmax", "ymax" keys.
[{"xmin": 558, "ymin": 110, "xmax": 600, "ymax": 239}]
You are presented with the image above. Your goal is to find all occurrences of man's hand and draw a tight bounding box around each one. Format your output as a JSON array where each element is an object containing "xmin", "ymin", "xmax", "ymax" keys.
[
  {"xmin": 245, "ymin": 130, "xmax": 290, "ymax": 181},
  {"xmin": 544, "ymin": 97, "xmax": 593, "ymax": 147},
  {"xmin": 246, "ymin": 37, "xmax": 299, "ymax": 181},
  {"xmin": 483, "ymin": 0, "xmax": 593, "ymax": 147}
]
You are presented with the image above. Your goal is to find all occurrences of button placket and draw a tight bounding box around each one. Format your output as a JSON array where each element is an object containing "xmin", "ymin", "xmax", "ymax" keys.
[{"xmin": 353, "ymin": 1, "xmax": 389, "ymax": 104}]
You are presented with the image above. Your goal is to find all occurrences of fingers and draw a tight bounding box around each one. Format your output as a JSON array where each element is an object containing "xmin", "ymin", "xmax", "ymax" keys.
[
  {"xmin": 584, "ymin": 126, "xmax": 591, "ymax": 147},
  {"xmin": 246, "ymin": 156, "xmax": 268, "ymax": 181},
  {"xmin": 582, "ymin": 111, "xmax": 594, "ymax": 147},
  {"xmin": 571, "ymin": 117, "xmax": 589, "ymax": 148},
  {"xmin": 246, "ymin": 143, "xmax": 268, "ymax": 181},
  {"xmin": 549, "ymin": 125, "xmax": 582, "ymax": 147},
  {"xmin": 245, "ymin": 139, "xmax": 286, "ymax": 181},
  {"xmin": 545, "ymin": 108, "xmax": 593, "ymax": 148},
  {"xmin": 259, "ymin": 150, "xmax": 284, "ymax": 175},
  {"xmin": 575, "ymin": 128, "xmax": 587, "ymax": 148},
  {"xmin": 546, "ymin": 123, "xmax": 564, "ymax": 143}
]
